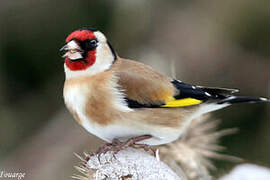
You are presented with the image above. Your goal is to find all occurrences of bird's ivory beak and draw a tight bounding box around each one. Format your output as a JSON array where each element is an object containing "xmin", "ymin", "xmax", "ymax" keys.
[
  {"xmin": 59, "ymin": 44, "xmax": 68, "ymax": 52},
  {"xmin": 60, "ymin": 40, "xmax": 84, "ymax": 60}
]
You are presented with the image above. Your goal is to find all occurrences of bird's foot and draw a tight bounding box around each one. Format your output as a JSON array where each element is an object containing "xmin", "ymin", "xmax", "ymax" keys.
[
  {"xmin": 116, "ymin": 135, "xmax": 156, "ymax": 156},
  {"xmin": 95, "ymin": 139, "xmax": 122, "ymax": 155},
  {"xmin": 83, "ymin": 135, "xmax": 156, "ymax": 164},
  {"xmin": 92, "ymin": 135, "xmax": 155, "ymax": 158}
]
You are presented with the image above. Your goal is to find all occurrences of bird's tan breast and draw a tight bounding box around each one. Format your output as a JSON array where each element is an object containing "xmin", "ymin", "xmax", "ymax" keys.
[{"xmin": 64, "ymin": 71, "xmax": 131, "ymax": 127}]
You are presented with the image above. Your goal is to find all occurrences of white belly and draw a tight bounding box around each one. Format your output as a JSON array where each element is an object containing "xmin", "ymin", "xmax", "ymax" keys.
[{"xmin": 83, "ymin": 123, "xmax": 181, "ymax": 146}]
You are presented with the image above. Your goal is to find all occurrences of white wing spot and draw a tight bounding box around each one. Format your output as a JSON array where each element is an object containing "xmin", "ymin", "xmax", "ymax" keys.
[
  {"xmin": 260, "ymin": 97, "xmax": 268, "ymax": 101},
  {"xmin": 205, "ymin": 92, "xmax": 211, "ymax": 97},
  {"xmin": 226, "ymin": 96, "xmax": 236, "ymax": 100}
]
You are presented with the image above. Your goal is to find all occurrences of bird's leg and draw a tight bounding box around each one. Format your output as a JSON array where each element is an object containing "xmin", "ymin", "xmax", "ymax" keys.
[
  {"xmin": 108, "ymin": 135, "xmax": 156, "ymax": 155},
  {"xmin": 94, "ymin": 138, "xmax": 125, "ymax": 161},
  {"xmin": 94, "ymin": 135, "xmax": 154, "ymax": 158},
  {"xmin": 133, "ymin": 143, "xmax": 156, "ymax": 156},
  {"xmin": 111, "ymin": 138, "xmax": 122, "ymax": 145},
  {"xmin": 96, "ymin": 143, "xmax": 114, "ymax": 155},
  {"xmin": 84, "ymin": 135, "xmax": 155, "ymax": 164},
  {"xmin": 96, "ymin": 138, "xmax": 122, "ymax": 154},
  {"xmin": 118, "ymin": 135, "xmax": 152, "ymax": 149},
  {"xmin": 84, "ymin": 136, "xmax": 156, "ymax": 165},
  {"xmin": 121, "ymin": 135, "xmax": 156, "ymax": 156}
]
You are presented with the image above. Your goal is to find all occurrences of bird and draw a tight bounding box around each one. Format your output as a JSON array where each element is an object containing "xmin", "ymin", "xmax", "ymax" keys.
[{"xmin": 60, "ymin": 27, "xmax": 269, "ymax": 147}]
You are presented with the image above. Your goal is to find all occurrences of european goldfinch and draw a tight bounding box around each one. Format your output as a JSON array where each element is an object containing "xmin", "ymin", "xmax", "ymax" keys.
[{"xmin": 61, "ymin": 27, "xmax": 269, "ymax": 146}]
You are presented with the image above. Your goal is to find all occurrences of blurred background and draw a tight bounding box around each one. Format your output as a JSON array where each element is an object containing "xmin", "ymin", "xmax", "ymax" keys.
[{"xmin": 0, "ymin": 0, "xmax": 269, "ymax": 179}]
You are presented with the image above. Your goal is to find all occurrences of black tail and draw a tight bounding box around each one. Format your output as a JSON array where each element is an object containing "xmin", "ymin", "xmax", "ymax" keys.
[
  {"xmin": 199, "ymin": 86, "xmax": 269, "ymax": 105},
  {"xmin": 217, "ymin": 96, "xmax": 269, "ymax": 104},
  {"xmin": 171, "ymin": 80, "xmax": 269, "ymax": 105}
]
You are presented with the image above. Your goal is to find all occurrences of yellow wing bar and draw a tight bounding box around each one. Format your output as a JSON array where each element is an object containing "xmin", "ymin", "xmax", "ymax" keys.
[{"xmin": 161, "ymin": 98, "xmax": 202, "ymax": 107}]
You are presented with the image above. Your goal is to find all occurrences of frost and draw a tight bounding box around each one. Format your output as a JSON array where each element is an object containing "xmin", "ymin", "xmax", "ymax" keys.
[{"xmin": 84, "ymin": 148, "xmax": 180, "ymax": 180}]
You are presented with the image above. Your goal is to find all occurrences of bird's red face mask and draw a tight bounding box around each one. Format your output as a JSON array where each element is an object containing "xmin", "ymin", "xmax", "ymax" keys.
[{"xmin": 61, "ymin": 29, "xmax": 98, "ymax": 71}]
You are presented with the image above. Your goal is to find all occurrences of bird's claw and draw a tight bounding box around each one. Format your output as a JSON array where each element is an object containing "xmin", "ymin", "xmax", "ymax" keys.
[{"xmin": 84, "ymin": 135, "xmax": 155, "ymax": 164}]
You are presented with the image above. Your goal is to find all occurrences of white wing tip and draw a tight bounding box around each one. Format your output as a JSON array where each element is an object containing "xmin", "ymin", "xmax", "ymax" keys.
[
  {"xmin": 259, "ymin": 97, "xmax": 269, "ymax": 101},
  {"xmin": 232, "ymin": 89, "xmax": 240, "ymax": 93}
]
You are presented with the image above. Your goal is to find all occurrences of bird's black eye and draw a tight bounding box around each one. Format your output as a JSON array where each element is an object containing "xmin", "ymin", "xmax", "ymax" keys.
[
  {"xmin": 80, "ymin": 39, "xmax": 98, "ymax": 51},
  {"xmin": 89, "ymin": 39, "xmax": 97, "ymax": 47}
]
